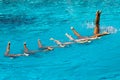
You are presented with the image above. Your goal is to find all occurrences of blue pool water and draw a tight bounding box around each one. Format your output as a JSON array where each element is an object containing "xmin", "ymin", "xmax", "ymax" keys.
[{"xmin": 0, "ymin": 0, "xmax": 120, "ymax": 80}]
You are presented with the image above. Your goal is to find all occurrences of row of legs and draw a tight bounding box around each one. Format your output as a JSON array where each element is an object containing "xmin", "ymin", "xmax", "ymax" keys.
[{"xmin": 4, "ymin": 10, "xmax": 109, "ymax": 58}]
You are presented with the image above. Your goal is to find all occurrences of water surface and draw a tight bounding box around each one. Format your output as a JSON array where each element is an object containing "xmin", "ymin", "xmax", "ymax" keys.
[{"xmin": 0, "ymin": 0, "xmax": 120, "ymax": 80}]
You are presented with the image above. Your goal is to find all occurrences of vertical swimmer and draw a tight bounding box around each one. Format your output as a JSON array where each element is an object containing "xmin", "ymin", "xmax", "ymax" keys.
[
  {"xmin": 92, "ymin": 10, "xmax": 109, "ymax": 37},
  {"xmin": 94, "ymin": 10, "xmax": 101, "ymax": 35}
]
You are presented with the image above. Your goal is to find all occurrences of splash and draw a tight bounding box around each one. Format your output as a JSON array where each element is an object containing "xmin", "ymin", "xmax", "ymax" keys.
[
  {"xmin": 86, "ymin": 22, "xmax": 118, "ymax": 34},
  {"xmin": 86, "ymin": 22, "xmax": 94, "ymax": 29},
  {"xmin": 101, "ymin": 26, "xmax": 118, "ymax": 34}
]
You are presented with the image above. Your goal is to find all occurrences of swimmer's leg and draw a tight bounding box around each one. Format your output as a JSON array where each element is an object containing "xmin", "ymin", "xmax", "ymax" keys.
[
  {"xmin": 94, "ymin": 10, "xmax": 101, "ymax": 35},
  {"xmin": 50, "ymin": 38, "xmax": 65, "ymax": 47},
  {"xmin": 65, "ymin": 33, "xmax": 90, "ymax": 43},
  {"xmin": 65, "ymin": 33, "xmax": 75, "ymax": 41},
  {"xmin": 5, "ymin": 41, "xmax": 10, "ymax": 56},
  {"xmin": 96, "ymin": 32, "xmax": 109, "ymax": 37},
  {"xmin": 38, "ymin": 39, "xmax": 54, "ymax": 51},
  {"xmin": 23, "ymin": 42, "xmax": 29, "ymax": 53},
  {"xmin": 50, "ymin": 38, "xmax": 62, "ymax": 45},
  {"xmin": 23, "ymin": 42, "xmax": 38, "ymax": 54},
  {"xmin": 70, "ymin": 27, "xmax": 83, "ymax": 39},
  {"xmin": 95, "ymin": 10, "xmax": 101, "ymax": 25},
  {"xmin": 38, "ymin": 39, "xmax": 43, "ymax": 48},
  {"xmin": 93, "ymin": 10, "xmax": 109, "ymax": 37}
]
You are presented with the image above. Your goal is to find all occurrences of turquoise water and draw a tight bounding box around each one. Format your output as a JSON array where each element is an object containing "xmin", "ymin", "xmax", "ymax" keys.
[{"xmin": 0, "ymin": 0, "xmax": 120, "ymax": 80}]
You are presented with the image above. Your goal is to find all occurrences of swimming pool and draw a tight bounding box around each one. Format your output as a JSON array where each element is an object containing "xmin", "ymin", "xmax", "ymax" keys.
[{"xmin": 0, "ymin": 0, "xmax": 120, "ymax": 80}]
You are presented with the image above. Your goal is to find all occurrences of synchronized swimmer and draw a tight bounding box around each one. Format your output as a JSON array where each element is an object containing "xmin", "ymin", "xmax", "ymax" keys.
[{"xmin": 4, "ymin": 10, "xmax": 110, "ymax": 58}]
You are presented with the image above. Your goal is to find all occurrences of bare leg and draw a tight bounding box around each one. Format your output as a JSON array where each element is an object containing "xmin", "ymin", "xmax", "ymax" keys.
[
  {"xmin": 92, "ymin": 10, "xmax": 109, "ymax": 37},
  {"xmin": 38, "ymin": 39, "xmax": 54, "ymax": 51},
  {"xmin": 24, "ymin": 42, "xmax": 28, "ymax": 53},
  {"xmin": 65, "ymin": 33, "xmax": 74, "ymax": 41},
  {"xmin": 94, "ymin": 10, "xmax": 101, "ymax": 35},
  {"xmin": 50, "ymin": 38, "xmax": 65, "ymax": 47},
  {"xmin": 71, "ymin": 27, "xmax": 83, "ymax": 39},
  {"xmin": 96, "ymin": 32, "xmax": 109, "ymax": 37},
  {"xmin": 4, "ymin": 42, "xmax": 28, "ymax": 57},
  {"xmin": 50, "ymin": 38, "xmax": 62, "ymax": 45},
  {"xmin": 65, "ymin": 33, "xmax": 90, "ymax": 43},
  {"xmin": 24, "ymin": 42, "xmax": 44, "ymax": 54},
  {"xmin": 38, "ymin": 39, "xmax": 43, "ymax": 48},
  {"xmin": 5, "ymin": 41, "xmax": 10, "ymax": 56}
]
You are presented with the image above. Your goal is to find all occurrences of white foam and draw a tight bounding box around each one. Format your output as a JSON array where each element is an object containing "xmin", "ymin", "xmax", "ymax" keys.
[
  {"xmin": 86, "ymin": 22, "xmax": 94, "ymax": 29},
  {"xmin": 101, "ymin": 26, "xmax": 118, "ymax": 34},
  {"xmin": 86, "ymin": 22, "xmax": 118, "ymax": 33},
  {"xmin": 86, "ymin": 22, "xmax": 118, "ymax": 34}
]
